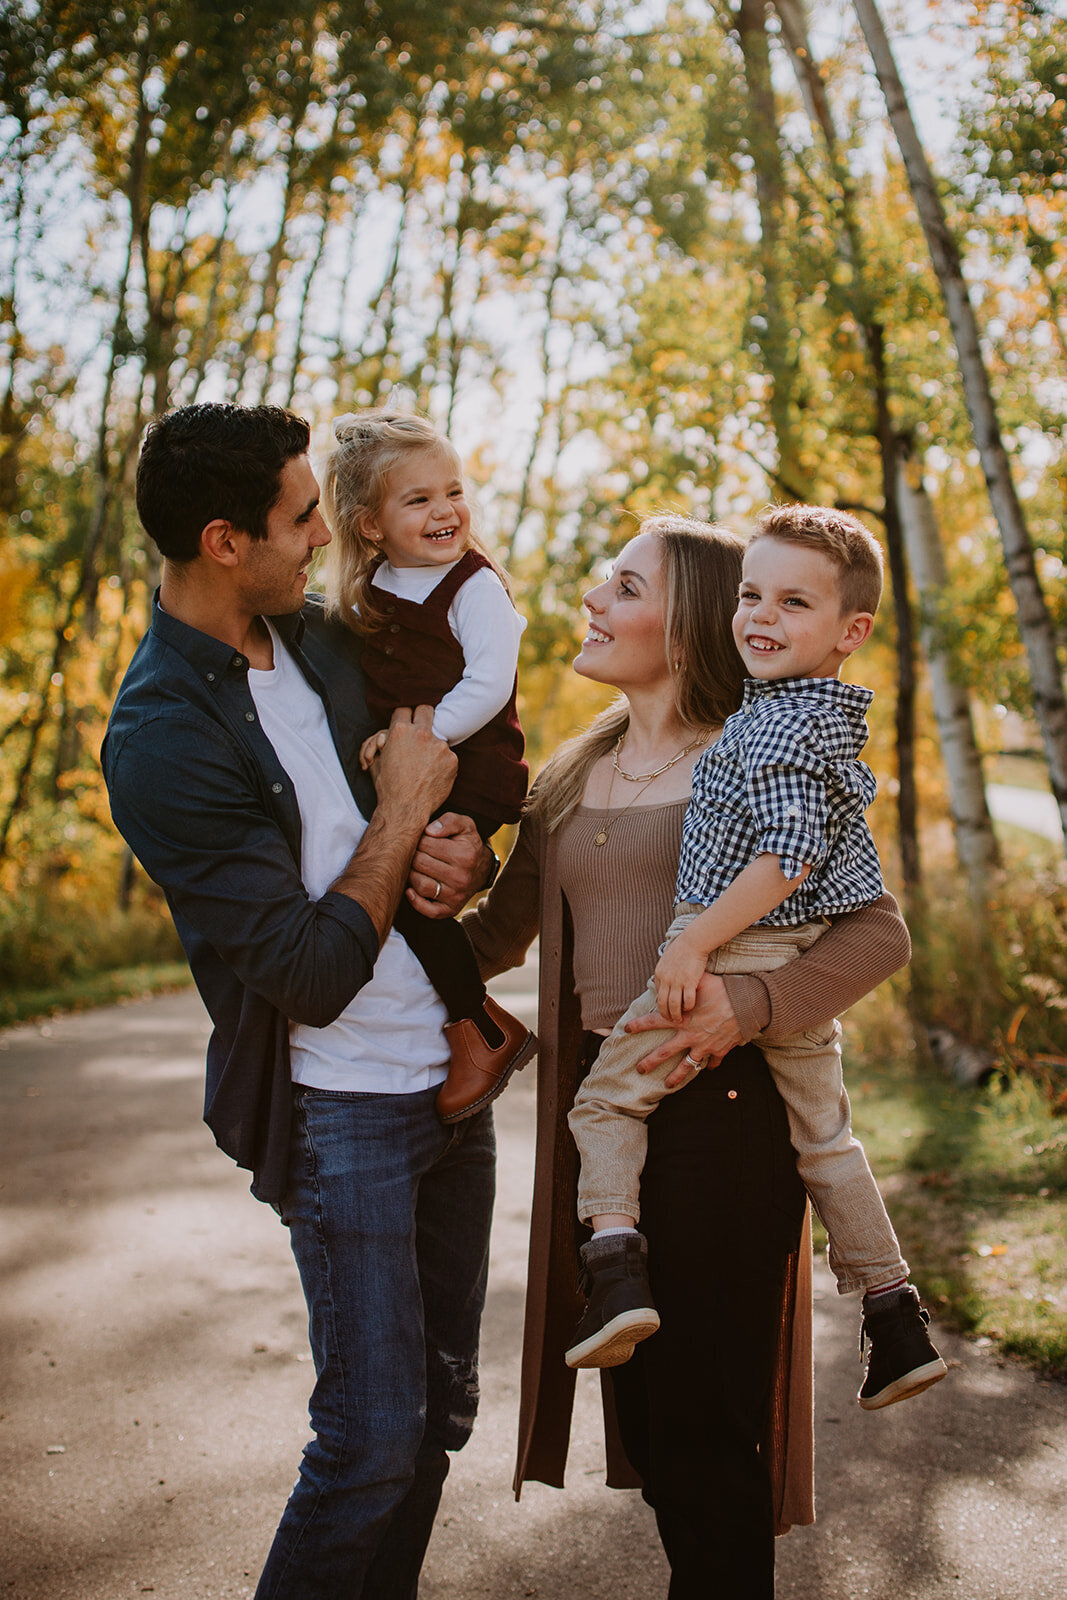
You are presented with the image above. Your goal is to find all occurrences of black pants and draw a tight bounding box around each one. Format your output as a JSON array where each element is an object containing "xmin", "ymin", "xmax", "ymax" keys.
[
  {"xmin": 608, "ymin": 1042, "xmax": 807, "ymax": 1600},
  {"xmin": 392, "ymin": 809, "xmax": 499, "ymax": 1028}
]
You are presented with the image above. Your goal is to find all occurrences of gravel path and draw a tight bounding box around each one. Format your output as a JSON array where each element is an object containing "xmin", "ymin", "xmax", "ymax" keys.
[{"xmin": 2, "ymin": 973, "xmax": 1065, "ymax": 1599}]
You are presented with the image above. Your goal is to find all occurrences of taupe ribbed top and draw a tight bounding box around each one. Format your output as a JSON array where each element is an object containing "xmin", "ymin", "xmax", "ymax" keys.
[{"xmin": 558, "ymin": 800, "xmax": 688, "ymax": 1030}]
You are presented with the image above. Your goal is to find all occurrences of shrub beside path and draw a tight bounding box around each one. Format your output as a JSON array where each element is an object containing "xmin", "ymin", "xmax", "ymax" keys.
[{"xmin": 2, "ymin": 972, "xmax": 1065, "ymax": 1600}]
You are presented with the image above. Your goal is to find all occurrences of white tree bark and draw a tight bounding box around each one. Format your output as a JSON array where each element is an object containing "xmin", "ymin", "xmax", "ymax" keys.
[
  {"xmin": 852, "ymin": 0, "xmax": 1067, "ymax": 854},
  {"xmin": 774, "ymin": 0, "xmax": 926, "ymax": 887},
  {"xmin": 896, "ymin": 439, "xmax": 1000, "ymax": 893}
]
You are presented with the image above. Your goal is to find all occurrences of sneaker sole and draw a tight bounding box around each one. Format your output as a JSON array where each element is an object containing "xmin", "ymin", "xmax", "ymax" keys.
[
  {"xmin": 437, "ymin": 1031, "xmax": 538, "ymax": 1124},
  {"xmin": 565, "ymin": 1308, "xmax": 661, "ymax": 1369},
  {"xmin": 858, "ymin": 1356, "xmax": 948, "ymax": 1410}
]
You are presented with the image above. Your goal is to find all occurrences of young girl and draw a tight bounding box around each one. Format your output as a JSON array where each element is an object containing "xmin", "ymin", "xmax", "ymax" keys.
[{"xmin": 321, "ymin": 409, "xmax": 535, "ymax": 1120}]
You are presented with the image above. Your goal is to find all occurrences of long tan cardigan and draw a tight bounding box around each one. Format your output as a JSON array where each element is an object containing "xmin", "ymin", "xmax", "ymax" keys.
[{"xmin": 464, "ymin": 809, "xmax": 827, "ymax": 1531}]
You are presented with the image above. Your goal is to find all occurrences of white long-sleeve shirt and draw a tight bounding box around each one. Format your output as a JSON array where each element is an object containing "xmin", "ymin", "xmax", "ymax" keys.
[{"xmin": 370, "ymin": 558, "xmax": 526, "ymax": 745}]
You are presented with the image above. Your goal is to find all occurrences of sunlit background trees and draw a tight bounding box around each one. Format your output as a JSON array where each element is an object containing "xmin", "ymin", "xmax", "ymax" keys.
[{"xmin": 2, "ymin": 0, "xmax": 1066, "ymax": 1078}]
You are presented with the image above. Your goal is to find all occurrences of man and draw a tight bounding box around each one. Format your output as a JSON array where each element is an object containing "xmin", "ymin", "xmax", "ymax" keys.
[{"xmin": 103, "ymin": 402, "xmax": 497, "ymax": 1599}]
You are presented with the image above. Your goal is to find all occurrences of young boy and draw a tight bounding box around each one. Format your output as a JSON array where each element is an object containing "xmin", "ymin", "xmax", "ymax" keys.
[{"xmin": 566, "ymin": 504, "xmax": 947, "ymax": 1411}]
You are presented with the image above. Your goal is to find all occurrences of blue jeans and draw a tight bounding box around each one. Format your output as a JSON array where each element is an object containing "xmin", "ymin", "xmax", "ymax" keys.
[{"xmin": 254, "ymin": 1085, "xmax": 496, "ymax": 1600}]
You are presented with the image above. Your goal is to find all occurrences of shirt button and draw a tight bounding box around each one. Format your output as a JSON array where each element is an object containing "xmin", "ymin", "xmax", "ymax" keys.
[
  {"xmin": 205, "ymin": 672, "xmax": 216, "ymax": 682},
  {"xmin": 245, "ymin": 711, "xmax": 256, "ymax": 722},
  {"xmin": 389, "ymin": 623, "xmax": 400, "ymax": 634},
  {"xmin": 271, "ymin": 782, "xmax": 283, "ymax": 794},
  {"xmin": 385, "ymin": 605, "xmax": 396, "ymax": 615},
  {"xmin": 384, "ymin": 646, "xmax": 394, "ymax": 657},
  {"xmin": 728, "ymin": 1090, "xmax": 738, "ymax": 1100},
  {"xmin": 232, "ymin": 655, "xmax": 244, "ymax": 668}
]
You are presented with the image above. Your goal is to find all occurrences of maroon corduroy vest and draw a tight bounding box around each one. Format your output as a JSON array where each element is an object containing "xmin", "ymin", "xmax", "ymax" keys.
[{"xmin": 362, "ymin": 550, "xmax": 528, "ymax": 825}]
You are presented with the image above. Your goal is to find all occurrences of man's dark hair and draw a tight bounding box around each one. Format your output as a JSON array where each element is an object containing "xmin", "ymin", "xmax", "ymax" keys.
[{"xmin": 136, "ymin": 403, "xmax": 312, "ymax": 561}]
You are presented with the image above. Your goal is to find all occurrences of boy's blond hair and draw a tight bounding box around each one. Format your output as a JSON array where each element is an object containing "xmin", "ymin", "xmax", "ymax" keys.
[{"xmin": 752, "ymin": 504, "xmax": 884, "ymax": 617}]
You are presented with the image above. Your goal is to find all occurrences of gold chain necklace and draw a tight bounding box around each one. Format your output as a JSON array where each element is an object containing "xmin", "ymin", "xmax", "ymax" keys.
[
  {"xmin": 611, "ymin": 729, "xmax": 709, "ymax": 783},
  {"xmin": 592, "ymin": 730, "xmax": 709, "ymax": 848}
]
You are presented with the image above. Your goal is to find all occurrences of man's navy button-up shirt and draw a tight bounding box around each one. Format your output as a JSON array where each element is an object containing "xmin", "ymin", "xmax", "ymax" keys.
[{"xmin": 102, "ymin": 594, "xmax": 381, "ymax": 1204}]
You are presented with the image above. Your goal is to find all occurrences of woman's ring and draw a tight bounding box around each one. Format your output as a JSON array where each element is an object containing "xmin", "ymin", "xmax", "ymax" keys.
[
  {"xmin": 432, "ymin": 880, "xmax": 442, "ymax": 901},
  {"xmin": 683, "ymin": 1052, "xmax": 704, "ymax": 1071}
]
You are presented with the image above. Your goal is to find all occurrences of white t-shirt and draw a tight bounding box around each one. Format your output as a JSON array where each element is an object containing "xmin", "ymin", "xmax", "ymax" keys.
[
  {"xmin": 370, "ymin": 558, "xmax": 525, "ymax": 745},
  {"xmin": 248, "ymin": 624, "xmax": 448, "ymax": 1093}
]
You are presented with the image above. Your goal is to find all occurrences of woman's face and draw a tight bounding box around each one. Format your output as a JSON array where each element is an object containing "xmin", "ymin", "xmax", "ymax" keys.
[{"xmin": 574, "ymin": 532, "xmax": 672, "ymax": 693}]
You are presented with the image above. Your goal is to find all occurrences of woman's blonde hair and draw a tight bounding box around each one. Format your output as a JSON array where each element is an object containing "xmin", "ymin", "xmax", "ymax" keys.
[
  {"xmin": 319, "ymin": 409, "xmax": 507, "ymax": 634},
  {"xmin": 531, "ymin": 514, "xmax": 747, "ymax": 833}
]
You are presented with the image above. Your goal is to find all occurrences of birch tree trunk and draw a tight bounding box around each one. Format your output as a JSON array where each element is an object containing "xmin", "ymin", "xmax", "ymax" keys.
[
  {"xmin": 0, "ymin": 125, "xmax": 30, "ymax": 516},
  {"xmin": 852, "ymin": 0, "xmax": 1067, "ymax": 855},
  {"xmin": 896, "ymin": 436, "xmax": 1000, "ymax": 893},
  {"xmin": 184, "ymin": 139, "xmax": 238, "ymax": 402},
  {"xmin": 365, "ymin": 177, "xmax": 413, "ymax": 405},
  {"xmin": 725, "ymin": 0, "xmax": 812, "ymax": 499},
  {"xmin": 281, "ymin": 196, "xmax": 331, "ymax": 411},
  {"xmin": 228, "ymin": 107, "xmax": 310, "ymax": 404},
  {"xmin": 869, "ymin": 323, "xmax": 921, "ymax": 892},
  {"xmin": 507, "ymin": 191, "xmax": 574, "ymax": 562},
  {"xmin": 775, "ymin": 0, "xmax": 922, "ymax": 888}
]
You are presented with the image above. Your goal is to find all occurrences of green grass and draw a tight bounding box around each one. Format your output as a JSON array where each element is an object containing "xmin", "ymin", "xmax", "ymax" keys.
[
  {"xmin": 818, "ymin": 999, "xmax": 1067, "ymax": 1377},
  {"xmin": 993, "ymin": 823, "xmax": 1060, "ymax": 865},
  {"xmin": 0, "ymin": 960, "xmax": 194, "ymax": 1029}
]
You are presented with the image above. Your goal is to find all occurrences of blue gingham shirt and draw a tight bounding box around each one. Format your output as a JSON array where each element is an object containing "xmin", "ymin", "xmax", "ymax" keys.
[{"xmin": 675, "ymin": 676, "xmax": 884, "ymax": 926}]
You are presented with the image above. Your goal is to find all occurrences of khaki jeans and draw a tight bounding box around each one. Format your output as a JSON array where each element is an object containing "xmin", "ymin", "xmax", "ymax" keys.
[{"xmin": 568, "ymin": 910, "xmax": 907, "ymax": 1295}]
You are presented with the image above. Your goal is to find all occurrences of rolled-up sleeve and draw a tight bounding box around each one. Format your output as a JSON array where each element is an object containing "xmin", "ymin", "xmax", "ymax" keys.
[
  {"xmin": 107, "ymin": 714, "xmax": 379, "ymax": 1027},
  {"xmin": 744, "ymin": 727, "xmax": 832, "ymax": 880}
]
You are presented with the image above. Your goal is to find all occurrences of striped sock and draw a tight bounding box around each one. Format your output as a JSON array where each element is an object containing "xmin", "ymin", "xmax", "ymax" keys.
[{"xmin": 864, "ymin": 1276, "xmax": 909, "ymax": 1307}]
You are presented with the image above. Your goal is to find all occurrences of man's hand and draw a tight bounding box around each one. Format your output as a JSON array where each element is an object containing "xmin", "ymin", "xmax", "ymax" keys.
[
  {"xmin": 371, "ymin": 705, "xmax": 456, "ymax": 824},
  {"xmin": 626, "ymin": 972, "xmax": 744, "ymax": 1087},
  {"xmin": 328, "ymin": 706, "xmax": 457, "ymax": 945},
  {"xmin": 407, "ymin": 812, "xmax": 493, "ymax": 919}
]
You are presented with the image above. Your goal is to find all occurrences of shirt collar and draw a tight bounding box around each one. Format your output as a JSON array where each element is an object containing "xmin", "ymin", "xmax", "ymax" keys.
[
  {"xmin": 150, "ymin": 590, "xmax": 308, "ymax": 679},
  {"xmin": 741, "ymin": 675, "xmax": 873, "ymax": 715}
]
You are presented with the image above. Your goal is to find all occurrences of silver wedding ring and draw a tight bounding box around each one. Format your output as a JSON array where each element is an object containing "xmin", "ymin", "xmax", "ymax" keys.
[
  {"xmin": 432, "ymin": 880, "xmax": 442, "ymax": 901},
  {"xmin": 683, "ymin": 1052, "xmax": 704, "ymax": 1071}
]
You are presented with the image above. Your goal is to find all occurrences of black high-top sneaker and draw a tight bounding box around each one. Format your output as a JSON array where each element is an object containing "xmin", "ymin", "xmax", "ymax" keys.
[
  {"xmin": 858, "ymin": 1286, "xmax": 947, "ymax": 1409},
  {"xmin": 565, "ymin": 1233, "xmax": 660, "ymax": 1369}
]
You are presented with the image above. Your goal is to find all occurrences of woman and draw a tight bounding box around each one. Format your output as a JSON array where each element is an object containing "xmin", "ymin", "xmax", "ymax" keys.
[{"xmin": 462, "ymin": 515, "xmax": 910, "ymax": 1597}]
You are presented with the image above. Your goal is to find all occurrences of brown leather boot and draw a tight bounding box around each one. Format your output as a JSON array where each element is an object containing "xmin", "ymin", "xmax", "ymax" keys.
[{"xmin": 436, "ymin": 996, "xmax": 537, "ymax": 1123}]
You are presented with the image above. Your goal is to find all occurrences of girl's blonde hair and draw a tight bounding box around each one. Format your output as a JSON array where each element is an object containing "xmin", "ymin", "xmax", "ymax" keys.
[
  {"xmin": 531, "ymin": 514, "xmax": 747, "ymax": 833},
  {"xmin": 320, "ymin": 408, "xmax": 507, "ymax": 634}
]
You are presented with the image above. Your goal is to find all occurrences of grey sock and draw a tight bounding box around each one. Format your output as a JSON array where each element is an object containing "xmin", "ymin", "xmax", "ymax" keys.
[{"xmin": 582, "ymin": 1229, "xmax": 645, "ymax": 1264}]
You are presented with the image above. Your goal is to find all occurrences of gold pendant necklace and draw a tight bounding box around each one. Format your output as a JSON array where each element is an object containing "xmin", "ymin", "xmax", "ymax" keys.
[{"xmin": 592, "ymin": 765, "xmax": 658, "ymax": 846}]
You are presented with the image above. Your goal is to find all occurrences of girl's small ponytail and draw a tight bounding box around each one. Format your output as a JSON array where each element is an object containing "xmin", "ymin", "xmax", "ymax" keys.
[{"xmin": 332, "ymin": 413, "xmax": 359, "ymax": 443}]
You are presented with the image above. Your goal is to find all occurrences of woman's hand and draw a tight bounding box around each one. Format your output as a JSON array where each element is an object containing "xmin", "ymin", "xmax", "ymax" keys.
[
  {"xmin": 407, "ymin": 812, "xmax": 493, "ymax": 918},
  {"xmin": 625, "ymin": 972, "xmax": 744, "ymax": 1087}
]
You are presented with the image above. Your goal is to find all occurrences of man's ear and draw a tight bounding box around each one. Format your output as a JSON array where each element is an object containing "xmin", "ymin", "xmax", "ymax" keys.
[
  {"xmin": 199, "ymin": 519, "xmax": 244, "ymax": 568},
  {"xmin": 838, "ymin": 612, "xmax": 875, "ymax": 658}
]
